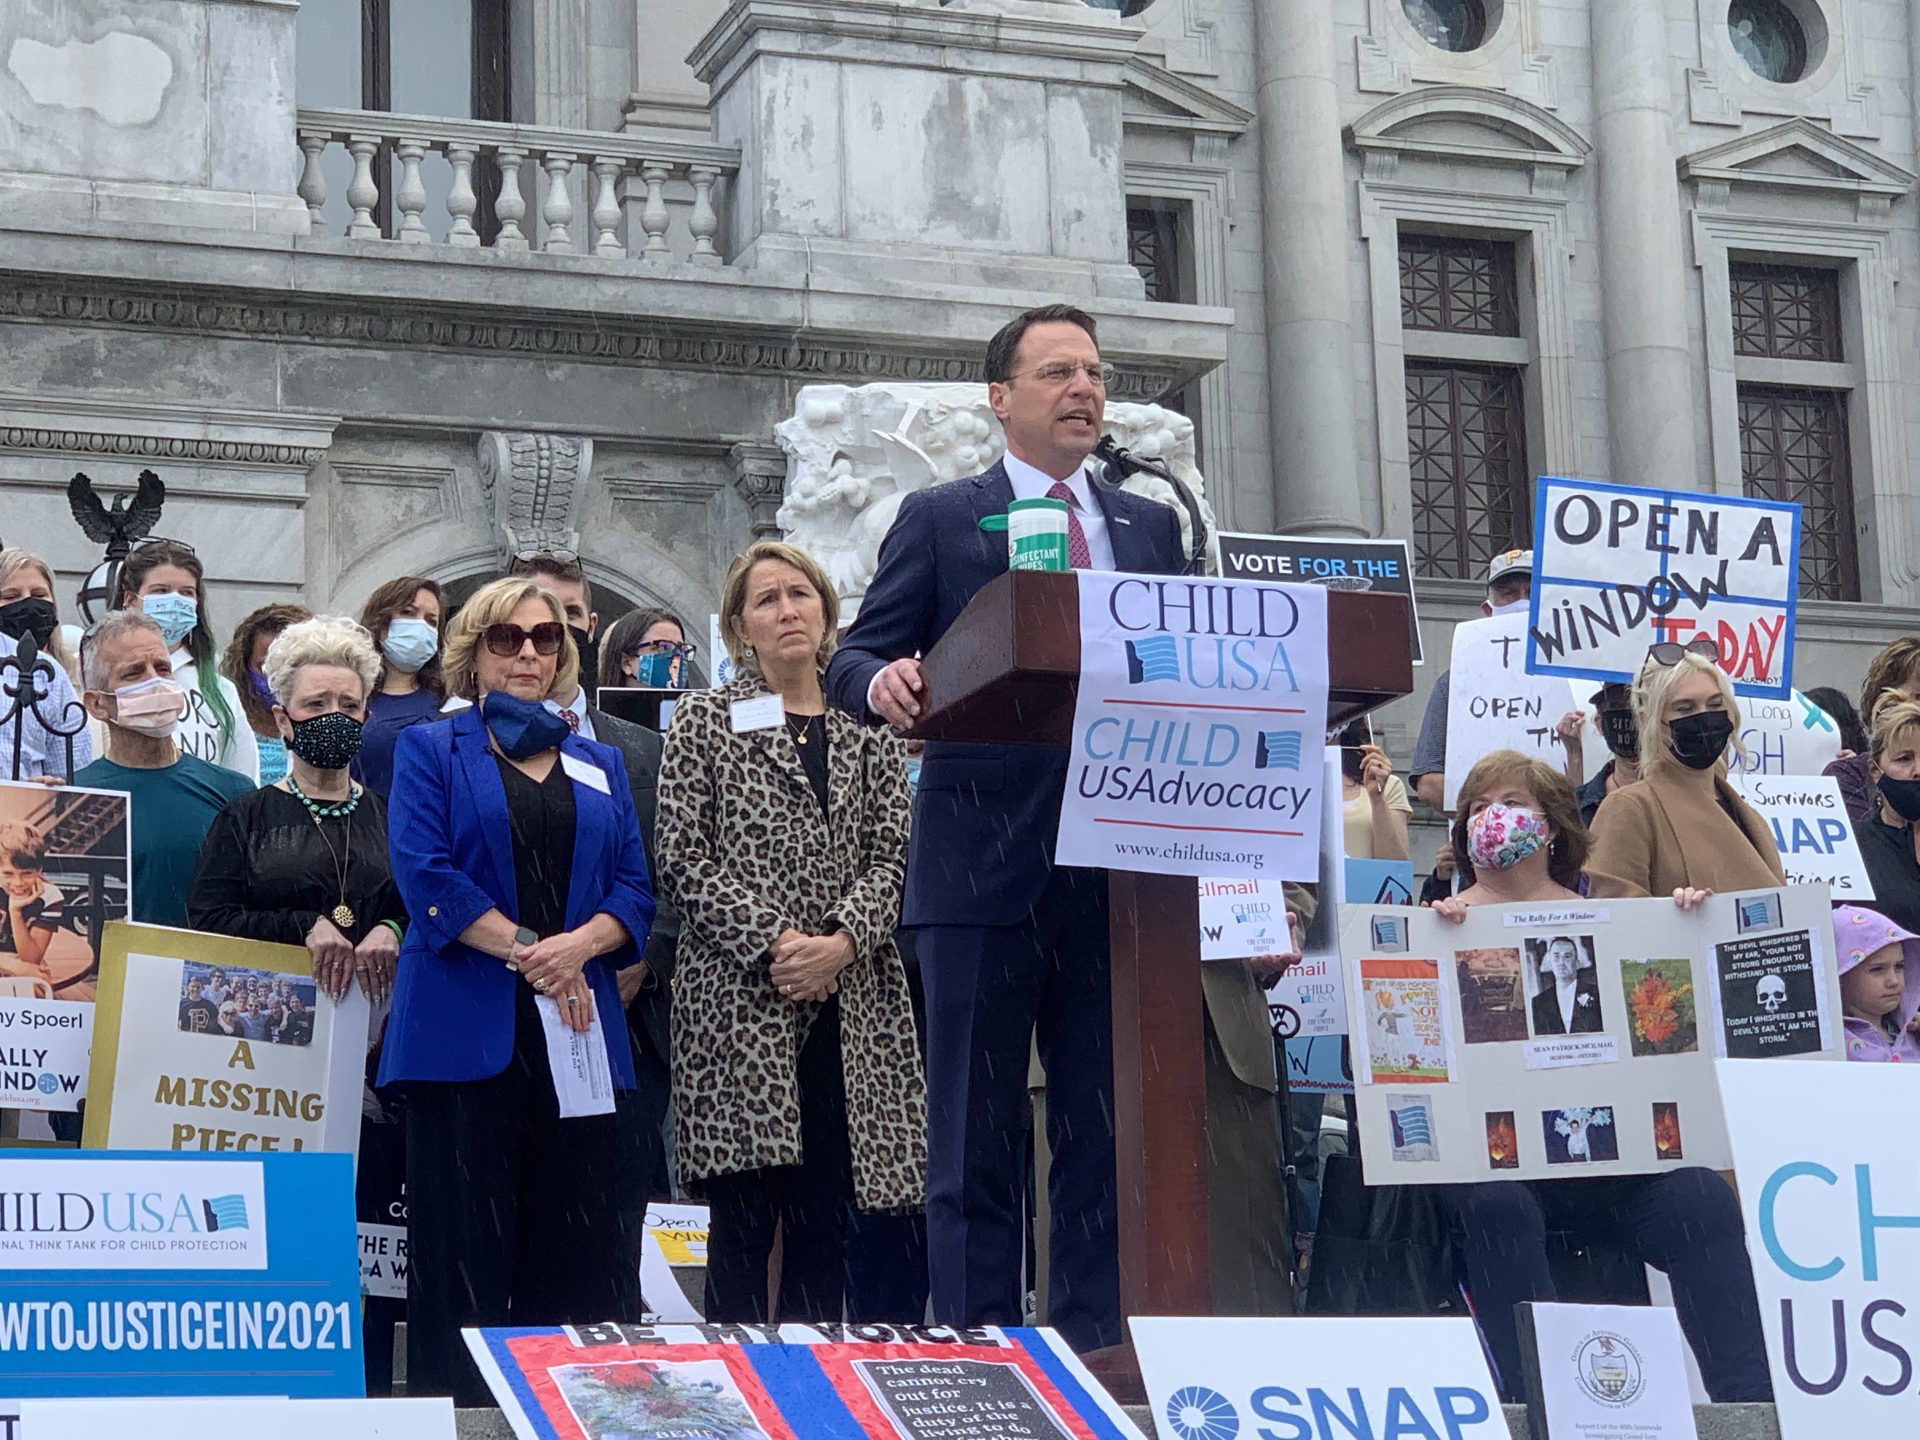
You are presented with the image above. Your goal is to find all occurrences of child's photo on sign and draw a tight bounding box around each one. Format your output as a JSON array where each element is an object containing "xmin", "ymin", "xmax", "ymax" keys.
[
  {"xmin": 0, "ymin": 779, "xmax": 130, "ymax": 1003},
  {"xmin": 1542, "ymin": 1105, "xmax": 1618, "ymax": 1164}
]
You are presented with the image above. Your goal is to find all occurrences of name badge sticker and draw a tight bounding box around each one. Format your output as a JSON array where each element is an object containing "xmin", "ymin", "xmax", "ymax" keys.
[
  {"xmin": 560, "ymin": 751, "xmax": 611, "ymax": 794},
  {"xmin": 729, "ymin": 694, "xmax": 784, "ymax": 733}
]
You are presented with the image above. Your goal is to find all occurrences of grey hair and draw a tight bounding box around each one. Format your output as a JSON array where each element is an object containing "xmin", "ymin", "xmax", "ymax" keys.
[
  {"xmin": 81, "ymin": 610, "xmax": 167, "ymax": 692},
  {"xmin": 262, "ymin": 616, "xmax": 382, "ymax": 706}
]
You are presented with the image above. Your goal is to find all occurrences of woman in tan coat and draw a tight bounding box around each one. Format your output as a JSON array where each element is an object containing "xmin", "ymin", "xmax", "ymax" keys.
[
  {"xmin": 1587, "ymin": 640, "xmax": 1784, "ymax": 898},
  {"xmin": 657, "ymin": 541, "xmax": 926, "ymax": 1324}
]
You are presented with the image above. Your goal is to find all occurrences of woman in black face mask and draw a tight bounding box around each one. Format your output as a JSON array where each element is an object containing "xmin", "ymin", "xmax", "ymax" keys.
[
  {"xmin": 1585, "ymin": 643, "xmax": 1785, "ymax": 900},
  {"xmin": 189, "ymin": 616, "xmax": 404, "ymax": 1007},
  {"xmin": 1851, "ymin": 697, "xmax": 1920, "ymax": 933},
  {"xmin": 0, "ymin": 548, "xmax": 76, "ymax": 673}
]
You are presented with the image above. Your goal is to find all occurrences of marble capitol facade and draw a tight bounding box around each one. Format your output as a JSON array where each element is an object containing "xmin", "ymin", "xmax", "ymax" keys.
[{"xmin": 1, "ymin": 0, "xmax": 1917, "ymax": 753}]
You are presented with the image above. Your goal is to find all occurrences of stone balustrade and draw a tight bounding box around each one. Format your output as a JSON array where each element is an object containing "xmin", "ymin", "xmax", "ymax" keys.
[{"xmin": 293, "ymin": 109, "xmax": 740, "ymax": 265}]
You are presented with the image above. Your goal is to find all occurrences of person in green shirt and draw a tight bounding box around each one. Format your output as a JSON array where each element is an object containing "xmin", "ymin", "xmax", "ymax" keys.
[{"xmin": 72, "ymin": 610, "xmax": 255, "ymax": 929}]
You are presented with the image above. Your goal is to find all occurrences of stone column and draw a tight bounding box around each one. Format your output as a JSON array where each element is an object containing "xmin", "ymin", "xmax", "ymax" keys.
[
  {"xmin": 1590, "ymin": 0, "xmax": 1698, "ymax": 487},
  {"xmin": 1252, "ymin": 0, "xmax": 1365, "ymax": 536}
]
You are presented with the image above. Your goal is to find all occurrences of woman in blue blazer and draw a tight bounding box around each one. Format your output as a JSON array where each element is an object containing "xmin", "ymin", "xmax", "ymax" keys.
[{"xmin": 378, "ymin": 576, "xmax": 654, "ymax": 1406}]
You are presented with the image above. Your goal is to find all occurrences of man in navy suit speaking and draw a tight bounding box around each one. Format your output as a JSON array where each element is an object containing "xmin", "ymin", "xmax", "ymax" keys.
[{"xmin": 826, "ymin": 304, "xmax": 1187, "ymax": 1352}]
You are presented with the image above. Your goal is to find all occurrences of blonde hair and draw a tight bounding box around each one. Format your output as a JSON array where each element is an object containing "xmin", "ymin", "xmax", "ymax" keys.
[
  {"xmin": 717, "ymin": 541, "xmax": 839, "ymax": 677},
  {"xmin": 441, "ymin": 578, "xmax": 577, "ymax": 701},
  {"xmin": 0, "ymin": 819, "xmax": 48, "ymax": 871},
  {"xmin": 1868, "ymin": 695, "xmax": 1920, "ymax": 764},
  {"xmin": 0, "ymin": 547, "xmax": 77, "ymax": 677},
  {"xmin": 1632, "ymin": 653, "xmax": 1747, "ymax": 777},
  {"xmin": 263, "ymin": 616, "xmax": 381, "ymax": 706}
]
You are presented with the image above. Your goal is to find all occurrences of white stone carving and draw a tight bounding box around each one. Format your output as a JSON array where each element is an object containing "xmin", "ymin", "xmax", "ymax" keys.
[
  {"xmin": 775, "ymin": 384, "xmax": 1215, "ymax": 613},
  {"xmin": 8, "ymin": 34, "xmax": 173, "ymax": 127}
]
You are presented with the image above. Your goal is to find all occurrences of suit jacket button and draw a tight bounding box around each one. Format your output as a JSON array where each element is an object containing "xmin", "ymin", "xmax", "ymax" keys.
[{"xmin": 428, "ymin": 905, "xmax": 439, "ymax": 917}]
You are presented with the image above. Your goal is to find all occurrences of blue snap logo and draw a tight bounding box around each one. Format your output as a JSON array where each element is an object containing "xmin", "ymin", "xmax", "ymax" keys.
[{"xmin": 1166, "ymin": 1386, "xmax": 1239, "ymax": 1440}]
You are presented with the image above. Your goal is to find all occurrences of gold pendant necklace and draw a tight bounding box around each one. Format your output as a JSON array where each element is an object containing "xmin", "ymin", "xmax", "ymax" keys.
[{"xmin": 304, "ymin": 795, "xmax": 356, "ymax": 931}]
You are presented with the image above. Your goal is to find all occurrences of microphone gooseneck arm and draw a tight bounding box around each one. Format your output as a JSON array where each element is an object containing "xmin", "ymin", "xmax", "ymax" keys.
[{"xmin": 1092, "ymin": 434, "xmax": 1211, "ymax": 576}]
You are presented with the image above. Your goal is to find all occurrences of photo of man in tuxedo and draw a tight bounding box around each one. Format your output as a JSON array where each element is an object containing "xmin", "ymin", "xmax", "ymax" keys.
[
  {"xmin": 1527, "ymin": 934, "xmax": 1604, "ymax": 1035},
  {"xmin": 826, "ymin": 304, "xmax": 1187, "ymax": 1353}
]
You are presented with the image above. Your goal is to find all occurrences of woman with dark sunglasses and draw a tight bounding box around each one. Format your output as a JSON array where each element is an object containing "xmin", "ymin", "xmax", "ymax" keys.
[
  {"xmin": 377, "ymin": 576, "xmax": 656, "ymax": 1405},
  {"xmin": 1586, "ymin": 640, "xmax": 1784, "ymax": 900}
]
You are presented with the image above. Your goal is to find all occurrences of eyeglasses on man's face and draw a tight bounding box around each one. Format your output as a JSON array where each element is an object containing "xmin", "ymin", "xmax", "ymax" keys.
[{"xmin": 1012, "ymin": 362, "xmax": 1116, "ymax": 389}]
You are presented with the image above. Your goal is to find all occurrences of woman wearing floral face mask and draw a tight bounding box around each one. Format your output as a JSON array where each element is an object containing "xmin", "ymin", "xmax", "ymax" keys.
[
  {"xmin": 1428, "ymin": 751, "xmax": 1589, "ymax": 920},
  {"xmin": 1423, "ymin": 747, "xmax": 1773, "ymax": 1408},
  {"xmin": 1585, "ymin": 642, "xmax": 1782, "ymax": 903}
]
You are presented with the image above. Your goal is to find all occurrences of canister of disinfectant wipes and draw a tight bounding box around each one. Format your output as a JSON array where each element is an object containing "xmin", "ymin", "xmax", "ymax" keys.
[{"xmin": 1007, "ymin": 497, "xmax": 1070, "ymax": 571}]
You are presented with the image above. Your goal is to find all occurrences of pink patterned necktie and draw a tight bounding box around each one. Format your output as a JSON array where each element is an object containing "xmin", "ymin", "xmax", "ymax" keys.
[
  {"xmin": 1046, "ymin": 480, "xmax": 1093, "ymax": 569},
  {"xmin": 559, "ymin": 708, "xmax": 580, "ymax": 734}
]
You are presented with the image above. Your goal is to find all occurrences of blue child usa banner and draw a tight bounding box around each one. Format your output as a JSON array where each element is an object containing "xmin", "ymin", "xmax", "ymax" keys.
[
  {"xmin": 1526, "ymin": 476, "xmax": 1802, "ymax": 701},
  {"xmin": 0, "ymin": 1150, "xmax": 363, "ymax": 1405},
  {"xmin": 1057, "ymin": 574, "xmax": 1330, "ymax": 881}
]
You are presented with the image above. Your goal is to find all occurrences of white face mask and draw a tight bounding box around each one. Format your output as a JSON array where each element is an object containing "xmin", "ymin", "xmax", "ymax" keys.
[
  {"xmin": 1487, "ymin": 597, "xmax": 1529, "ymax": 617},
  {"xmin": 108, "ymin": 676, "xmax": 186, "ymax": 738}
]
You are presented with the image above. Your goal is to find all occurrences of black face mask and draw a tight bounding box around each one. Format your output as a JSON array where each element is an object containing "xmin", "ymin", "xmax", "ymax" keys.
[
  {"xmin": 1879, "ymin": 773, "xmax": 1920, "ymax": 824},
  {"xmin": 1668, "ymin": 710, "xmax": 1734, "ymax": 771},
  {"xmin": 569, "ymin": 625, "xmax": 599, "ymax": 697},
  {"xmin": 286, "ymin": 711, "xmax": 364, "ymax": 770},
  {"xmin": 1599, "ymin": 710, "xmax": 1639, "ymax": 763},
  {"xmin": 0, "ymin": 596, "xmax": 57, "ymax": 647}
]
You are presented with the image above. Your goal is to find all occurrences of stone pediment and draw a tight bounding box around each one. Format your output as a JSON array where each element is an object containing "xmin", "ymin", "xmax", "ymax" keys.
[
  {"xmin": 1123, "ymin": 56, "xmax": 1253, "ymax": 141},
  {"xmin": 1346, "ymin": 86, "xmax": 1589, "ymax": 181},
  {"xmin": 1678, "ymin": 118, "xmax": 1916, "ymax": 200}
]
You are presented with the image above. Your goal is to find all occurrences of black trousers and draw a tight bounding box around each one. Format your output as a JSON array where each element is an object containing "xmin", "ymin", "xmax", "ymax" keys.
[
  {"xmin": 404, "ymin": 986, "xmax": 649, "ymax": 1407},
  {"xmin": 919, "ymin": 867, "xmax": 1119, "ymax": 1354},
  {"xmin": 703, "ymin": 999, "xmax": 923, "ymax": 1323},
  {"xmin": 1438, "ymin": 1169, "xmax": 1774, "ymax": 1402}
]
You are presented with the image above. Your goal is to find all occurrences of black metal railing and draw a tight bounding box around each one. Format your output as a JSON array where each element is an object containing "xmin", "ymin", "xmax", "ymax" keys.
[{"xmin": 0, "ymin": 633, "xmax": 88, "ymax": 783}]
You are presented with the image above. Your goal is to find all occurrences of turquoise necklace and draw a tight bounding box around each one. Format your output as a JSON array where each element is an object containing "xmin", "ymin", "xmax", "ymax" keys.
[{"xmin": 286, "ymin": 774, "xmax": 361, "ymax": 819}]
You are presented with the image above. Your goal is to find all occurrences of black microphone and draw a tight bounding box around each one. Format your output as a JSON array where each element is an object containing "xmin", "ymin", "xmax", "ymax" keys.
[{"xmin": 1093, "ymin": 434, "xmax": 1211, "ymax": 576}]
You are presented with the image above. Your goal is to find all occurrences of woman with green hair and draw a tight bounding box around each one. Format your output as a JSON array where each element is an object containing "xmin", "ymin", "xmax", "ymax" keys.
[{"xmin": 112, "ymin": 540, "xmax": 259, "ymax": 784}]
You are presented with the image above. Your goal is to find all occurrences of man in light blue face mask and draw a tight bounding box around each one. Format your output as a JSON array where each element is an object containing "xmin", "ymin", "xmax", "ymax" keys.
[{"xmin": 1409, "ymin": 548, "xmax": 1533, "ymax": 816}]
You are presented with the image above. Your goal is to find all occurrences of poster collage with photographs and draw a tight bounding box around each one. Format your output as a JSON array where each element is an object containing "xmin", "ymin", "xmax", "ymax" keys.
[{"xmin": 1341, "ymin": 887, "xmax": 1846, "ymax": 1183}]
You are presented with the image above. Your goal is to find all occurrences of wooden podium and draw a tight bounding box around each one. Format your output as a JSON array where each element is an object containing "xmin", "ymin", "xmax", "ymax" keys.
[{"xmin": 906, "ymin": 570, "xmax": 1413, "ymax": 1398}]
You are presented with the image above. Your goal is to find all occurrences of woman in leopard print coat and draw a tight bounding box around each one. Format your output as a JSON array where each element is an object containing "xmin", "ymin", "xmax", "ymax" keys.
[{"xmin": 656, "ymin": 541, "xmax": 926, "ymax": 1323}]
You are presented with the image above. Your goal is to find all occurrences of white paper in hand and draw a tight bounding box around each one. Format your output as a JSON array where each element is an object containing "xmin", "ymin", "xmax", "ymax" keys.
[{"xmin": 535, "ymin": 995, "xmax": 616, "ymax": 1117}]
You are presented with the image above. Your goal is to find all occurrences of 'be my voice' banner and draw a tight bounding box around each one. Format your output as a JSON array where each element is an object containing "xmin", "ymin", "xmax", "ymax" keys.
[{"xmin": 1056, "ymin": 574, "xmax": 1329, "ymax": 881}]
